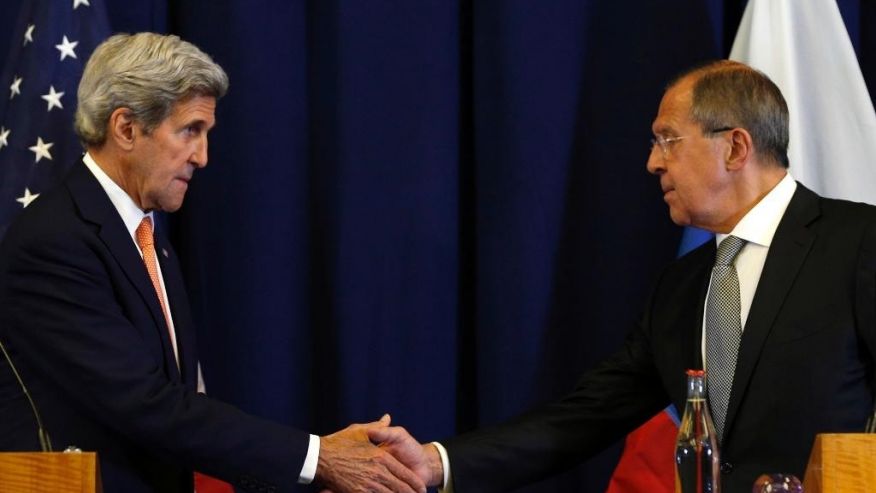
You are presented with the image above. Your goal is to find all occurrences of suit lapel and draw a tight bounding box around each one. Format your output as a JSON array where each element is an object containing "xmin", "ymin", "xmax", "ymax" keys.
[
  {"xmin": 155, "ymin": 229, "xmax": 199, "ymax": 391},
  {"xmin": 674, "ymin": 244, "xmax": 714, "ymax": 412},
  {"xmin": 723, "ymin": 185, "xmax": 819, "ymax": 441},
  {"xmin": 692, "ymin": 246, "xmax": 713, "ymax": 373},
  {"xmin": 656, "ymin": 241, "xmax": 715, "ymax": 412},
  {"xmin": 66, "ymin": 161, "xmax": 182, "ymax": 383}
]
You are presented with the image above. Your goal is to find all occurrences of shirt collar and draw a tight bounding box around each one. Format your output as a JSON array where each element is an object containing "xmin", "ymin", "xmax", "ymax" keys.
[
  {"xmin": 82, "ymin": 152, "xmax": 153, "ymax": 244},
  {"xmin": 716, "ymin": 172, "xmax": 797, "ymax": 248}
]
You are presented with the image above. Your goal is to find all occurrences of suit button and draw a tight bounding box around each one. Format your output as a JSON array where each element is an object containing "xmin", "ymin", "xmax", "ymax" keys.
[{"xmin": 720, "ymin": 462, "xmax": 733, "ymax": 474}]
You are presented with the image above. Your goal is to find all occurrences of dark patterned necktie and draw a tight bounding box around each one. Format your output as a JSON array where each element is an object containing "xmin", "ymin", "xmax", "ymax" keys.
[{"xmin": 706, "ymin": 235, "xmax": 747, "ymax": 441}]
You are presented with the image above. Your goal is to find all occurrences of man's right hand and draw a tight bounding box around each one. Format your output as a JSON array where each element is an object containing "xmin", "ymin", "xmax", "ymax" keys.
[
  {"xmin": 316, "ymin": 415, "xmax": 427, "ymax": 493},
  {"xmin": 367, "ymin": 424, "xmax": 444, "ymax": 488}
]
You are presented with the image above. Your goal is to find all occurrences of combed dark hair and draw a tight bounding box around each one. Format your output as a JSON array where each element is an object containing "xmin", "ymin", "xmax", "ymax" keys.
[
  {"xmin": 74, "ymin": 32, "xmax": 229, "ymax": 147},
  {"xmin": 670, "ymin": 60, "xmax": 789, "ymax": 168}
]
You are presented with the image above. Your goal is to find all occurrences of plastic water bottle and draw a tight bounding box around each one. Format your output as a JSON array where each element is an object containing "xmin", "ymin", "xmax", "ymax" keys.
[{"xmin": 676, "ymin": 369, "xmax": 721, "ymax": 493}]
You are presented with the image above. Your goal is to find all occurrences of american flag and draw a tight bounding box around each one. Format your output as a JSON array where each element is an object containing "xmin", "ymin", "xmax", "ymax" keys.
[{"xmin": 0, "ymin": 0, "xmax": 110, "ymax": 239}]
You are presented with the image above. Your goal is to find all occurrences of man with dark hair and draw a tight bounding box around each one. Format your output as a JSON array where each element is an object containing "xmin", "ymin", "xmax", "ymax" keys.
[
  {"xmin": 370, "ymin": 60, "xmax": 876, "ymax": 492},
  {"xmin": 0, "ymin": 32, "xmax": 425, "ymax": 493}
]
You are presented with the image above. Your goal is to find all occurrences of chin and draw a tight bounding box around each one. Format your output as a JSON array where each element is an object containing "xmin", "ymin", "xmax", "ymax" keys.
[
  {"xmin": 668, "ymin": 210, "xmax": 692, "ymax": 227},
  {"xmin": 158, "ymin": 199, "xmax": 185, "ymax": 213}
]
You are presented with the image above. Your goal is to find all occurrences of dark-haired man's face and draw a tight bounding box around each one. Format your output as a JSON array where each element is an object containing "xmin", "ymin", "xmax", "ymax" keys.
[
  {"xmin": 646, "ymin": 79, "xmax": 736, "ymax": 233},
  {"xmin": 126, "ymin": 95, "xmax": 216, "ymax": 212}
]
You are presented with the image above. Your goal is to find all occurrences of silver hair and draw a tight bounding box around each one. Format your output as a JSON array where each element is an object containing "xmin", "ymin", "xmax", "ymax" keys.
[
  {"xmin": 74, "ymin": 32, "xmax": 229, "ymax": 147},
  {"xmin": 670, "ymin": 60, "xmax": 790, "ymax": 168}
]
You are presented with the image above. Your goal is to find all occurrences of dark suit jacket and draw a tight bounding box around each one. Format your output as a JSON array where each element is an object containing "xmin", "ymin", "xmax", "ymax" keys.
[
  {"xmin": 0, "ymin": 161, "xmax": 310, "ymax": 493},
  {"xmin": 444, "ymin": 184, "xmax": 876, "ymax": 493}
]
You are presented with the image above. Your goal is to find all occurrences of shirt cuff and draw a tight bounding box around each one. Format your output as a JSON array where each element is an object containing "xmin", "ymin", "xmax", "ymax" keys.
[
  {"xmin": 431, "ymin": 441, "xmax": 452, "ymax": 492},
  {"xmin": 297, "ymin": 434, "xmax": 319, "ymax": 484}
]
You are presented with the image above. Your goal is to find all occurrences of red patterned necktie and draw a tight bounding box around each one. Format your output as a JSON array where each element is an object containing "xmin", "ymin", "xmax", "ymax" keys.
[{"xmin": 135, "ymin": 216, "xmax": 172, "ymax": 333}]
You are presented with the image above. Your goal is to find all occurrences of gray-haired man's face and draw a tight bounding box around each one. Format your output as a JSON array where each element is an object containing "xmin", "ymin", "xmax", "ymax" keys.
[{"xmin": 124, "ymin": 95, "xmax": 216, "ymax": 212}]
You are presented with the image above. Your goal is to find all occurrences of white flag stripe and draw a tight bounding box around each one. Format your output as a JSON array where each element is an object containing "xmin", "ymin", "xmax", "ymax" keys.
[{"xmin": 730, "ymin": 0, "xmax": 876, "ymax": 206}]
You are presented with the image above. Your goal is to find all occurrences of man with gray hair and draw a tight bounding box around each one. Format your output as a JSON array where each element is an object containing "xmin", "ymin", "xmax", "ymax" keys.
[
  {"xmin": 0, "ymin": 32, "xmax": 425, "ymax": 493},
  {"xmin": 365, "ymin": 60, "xmax": 876, "ymax": 492}
]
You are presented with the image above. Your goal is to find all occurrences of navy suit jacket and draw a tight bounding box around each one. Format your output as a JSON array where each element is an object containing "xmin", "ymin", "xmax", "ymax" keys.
[
  {"xmin": 0, "ymin": 161, "xmax": 309, "ymax": 493},
  {"xmin": 444, "ymin": 184, "xmax": 876, "ymax": 493}
]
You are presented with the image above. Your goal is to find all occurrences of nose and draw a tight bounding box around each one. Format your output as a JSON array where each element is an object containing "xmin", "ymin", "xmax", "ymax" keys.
[
  {"xmin": 646, "ymin": 146, "xmax": 664, "ymax": 176},
  {"xmin": 191, "ymin": 135, "xmax": 208, "ymax": 168}
]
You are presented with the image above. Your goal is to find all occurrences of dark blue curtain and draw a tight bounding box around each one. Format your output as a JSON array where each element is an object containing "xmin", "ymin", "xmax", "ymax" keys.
[{"xmin": 1, "ymin": 1, "xmax": 874, "ymax": 491}]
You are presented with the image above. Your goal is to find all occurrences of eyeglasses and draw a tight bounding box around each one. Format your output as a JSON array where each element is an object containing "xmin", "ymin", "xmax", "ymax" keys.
[{"xmin": 650, "ymin": 126, "xmax": 735, "ymax": 159}]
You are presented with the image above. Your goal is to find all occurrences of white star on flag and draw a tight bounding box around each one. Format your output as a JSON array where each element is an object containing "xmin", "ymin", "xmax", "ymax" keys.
[
  {"xmin": 9, "ymin": 76, "xmax": 22, "ymax": 99},
  {"xmin": 55, "ymin": 35, "xmax": 78, "ymax": 61},
  {"xmin": 29, "ymin": 137, "xmax": 54, "ymax": 163},
  {"xmin": 0, "ymin": 0, "xmax": 113, "ymax": 238},
  {"xmin": 23, "ymin": 24, "xmax": 35, "ymax": 46},
  {"xmin": 1, "ymin": 0, "xmax": 110, "ymax": 238},
  {"xmin": 15, "ymin": 188, "xmax": 40, "ymax": 208},
  {"xmin": 41, "ymin": 86, "xmax": 65, "ymax": 111}
]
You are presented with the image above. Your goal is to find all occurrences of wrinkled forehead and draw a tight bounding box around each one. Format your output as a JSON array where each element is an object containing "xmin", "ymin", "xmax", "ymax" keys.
[
  {"xmin": 652, "ymin": 79, "xmax": 695, "ymax": 135},
  {"xmin": 168, "ymin": 95, "xmax": 217, "ymax": 125}
]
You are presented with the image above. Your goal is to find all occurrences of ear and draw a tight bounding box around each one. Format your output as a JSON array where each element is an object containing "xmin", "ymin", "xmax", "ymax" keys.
[
  {"xmin": 107, "ymin": 107, "xmax": 138, "ymax": 151},
  {"xmin": 724, "ymin": 127, "xmax": 753, "ymax": 171}
]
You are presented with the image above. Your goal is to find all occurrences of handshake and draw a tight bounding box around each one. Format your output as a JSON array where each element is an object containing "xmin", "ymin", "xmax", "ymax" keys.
[{"xmin": 315, "ymin": 414, "xmax": 444, "ymax": 493}]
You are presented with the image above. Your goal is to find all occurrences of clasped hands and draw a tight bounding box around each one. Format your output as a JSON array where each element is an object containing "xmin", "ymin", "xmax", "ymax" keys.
[{"xmin": 316, "ymin": 414, "xmax": 443, "ymax": 493}]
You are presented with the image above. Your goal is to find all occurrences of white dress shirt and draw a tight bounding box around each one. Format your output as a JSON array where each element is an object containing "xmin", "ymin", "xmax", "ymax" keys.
[{"xmin": 702, "ymin": 173, "xmax": 797, "ymax": 366}]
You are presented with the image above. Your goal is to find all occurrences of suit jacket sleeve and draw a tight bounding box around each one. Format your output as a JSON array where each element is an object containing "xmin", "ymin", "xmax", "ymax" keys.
[{"xmin": 442, "ymin": 277, "xmax": 673, "ymax": 493}]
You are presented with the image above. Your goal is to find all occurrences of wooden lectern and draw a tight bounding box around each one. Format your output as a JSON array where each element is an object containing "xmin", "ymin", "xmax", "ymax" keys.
[
  {"xmin": 803, "ymin": 434, "xmax": 876, "ymax": 492},
  {"xmin": 0, "ymin": 452, "xmax": 102, "ymax": 493}
]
